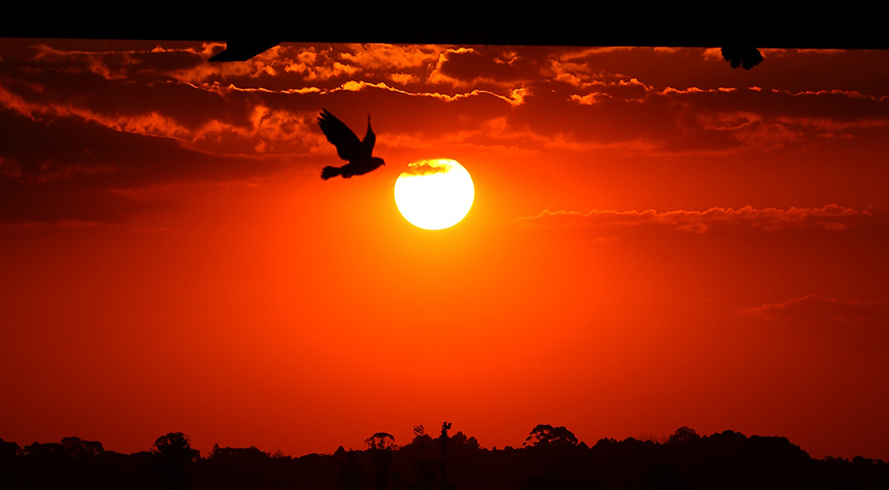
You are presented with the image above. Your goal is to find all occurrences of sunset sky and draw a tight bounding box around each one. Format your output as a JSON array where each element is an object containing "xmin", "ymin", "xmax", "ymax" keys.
[{"xmin": 1, "ymin": 39, "xmax": 888, "ymax": 461}]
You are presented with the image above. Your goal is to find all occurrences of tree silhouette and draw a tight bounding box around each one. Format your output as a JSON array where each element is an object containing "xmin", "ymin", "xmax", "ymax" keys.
[
  {"xmin": 0, "ymin": 438, "xmax": 21, "ymax": 457},
  {"xmin": 208, "ymin": 443, "xmax": 268, "ymax": 462},
  {"xmin": 366, "ymin": 432, "xmax": 397, "ymax": 490},
  {"xmin": 366, "ymin": 432, "xmax": 397, "ymax": 451},
  {"xmin": 61, "ymin": 436, "xmax": 104, "ymax": 461},
  {"xmin": 440, "ymin": 422, "xmax": 453, "ymax": 490},
  {"xmin": 152, "ymin": 432, "xmax": 199, "ymax": 459},
  {"xmin": 149, "ymin": 432, "xmax": 199, "ymax": 489},
  {"xmin": 23, "ymin": 442, "xmax": 66, "ymax": 459},
  {"xmin": 523, "ymin": 424, "xmax": 579, "ymax": 448},
  {"xmin": 335, "ymin": 446, "xmax": 364, "ymax": 490},
  {"xmin": 448, "ymin": 431, "xmax": 480, "ymax": 450},
  {"xmin": 410, "ymin": 425, "xmax": 438, "ymax": 490},
  {"xmin": 668, "ymin": 426, "xmax": 701, "ymax": 445}
]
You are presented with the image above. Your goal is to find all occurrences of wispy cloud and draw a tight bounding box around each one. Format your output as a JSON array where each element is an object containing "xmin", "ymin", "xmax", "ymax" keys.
[
  {"xmin": 516, "ymin": 205, "xmax": 871, "ymax": 233},
  {"xmin": 737, "ymin": 294, "xmax": 889, "ymax": 322}
]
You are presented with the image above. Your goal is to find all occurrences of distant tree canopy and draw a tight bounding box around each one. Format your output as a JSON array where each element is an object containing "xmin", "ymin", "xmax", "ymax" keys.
[
  {"xmin": 523, "ymin": 424, "xmax": 579, "ymax": 448},
  {"xmin": 61, "ymin": 436, "xmax": 104, "ymax": 460},
  {"xmin": 2, "ymin": 427, "xmax": 887, "ymax": 490},
  {"xmin": 149, "ymin": 432, "xmax": 200, "ymax": 489},
  {"xmin": 12, "ymin": 437, "xmax": 103, "ymax": 461},
  {"xmin": 208, "ymin": 444, "xmax": 269, "ymax": 462},
  {"xmin": 449, "ymin": 431, "xmax": 480, "ymax": 450},
  {"xmin": 23, "ymin": 442, "xmax": 68, "ymax": 459},
  {"xmin": 668, "ymin": 426, "xmax": 702, "ymax": 444},
  {"xmin": 152, "ymin": 432, "xmax": 200, "ymax": 462},
  {"xmin": 365, "ymin": 432, "xmax": 396, "ymax": 451},
  {"xmin": 0, "ymin": 438, "xmax": 21, "ymax": 457}
]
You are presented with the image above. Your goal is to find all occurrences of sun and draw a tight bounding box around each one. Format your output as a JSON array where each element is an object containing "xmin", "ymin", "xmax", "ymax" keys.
[{"xmin": 394, "ymin": 159, "xmax": 475, "ymax": 230}]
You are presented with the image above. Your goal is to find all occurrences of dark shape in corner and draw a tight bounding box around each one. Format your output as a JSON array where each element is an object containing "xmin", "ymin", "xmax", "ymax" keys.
[
  {"xmin": 209, "ymin": 38, "xmax": 280, "ymax": 62},
  {"xmin": 722, "ymin": 47, "xmax": 763, "ymax": 69},
  {"xmin": 318, "ymin": 109, "xmax": 386, "ymax": 180}
]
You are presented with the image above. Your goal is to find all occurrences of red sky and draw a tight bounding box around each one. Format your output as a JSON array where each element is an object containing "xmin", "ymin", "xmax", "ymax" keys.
[{"xmin": 1, "ymin": 40, "xmax": 888, "ymax": 461}]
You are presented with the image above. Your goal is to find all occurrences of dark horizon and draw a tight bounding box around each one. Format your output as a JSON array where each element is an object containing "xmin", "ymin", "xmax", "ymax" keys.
[
  {"xmin": 3, "ymin": 424, "xmax": 887, "ymax": 489},
  {"xmin": 2, "ymin": 424, "xmax": 886, "ymax": 461}
]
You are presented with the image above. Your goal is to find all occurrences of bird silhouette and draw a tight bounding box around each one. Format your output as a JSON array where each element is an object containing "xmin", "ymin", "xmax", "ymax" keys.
[{"xmin": 318, "ymin": 109, "xmax": 385, "ymax": 180}]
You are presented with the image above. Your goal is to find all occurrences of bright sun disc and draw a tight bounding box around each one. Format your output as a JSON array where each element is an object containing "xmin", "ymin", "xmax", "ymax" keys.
[{"xmin": 394, "ymin": 159, "xmax": 474, "ymax": 230}]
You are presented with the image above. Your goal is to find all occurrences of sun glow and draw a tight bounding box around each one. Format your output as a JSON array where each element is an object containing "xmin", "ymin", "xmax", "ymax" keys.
[{"xmin": 394, "ymin": 159, "xmax": 475, "ymax": 230}]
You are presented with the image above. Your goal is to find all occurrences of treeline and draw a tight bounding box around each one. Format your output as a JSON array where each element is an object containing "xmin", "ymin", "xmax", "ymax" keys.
[{"xmin": 1, "ymin": 424, "xmax": 887, "ymax": 489}]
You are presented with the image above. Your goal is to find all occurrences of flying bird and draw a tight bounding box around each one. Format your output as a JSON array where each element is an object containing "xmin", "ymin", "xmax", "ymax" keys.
[{"xmin": 318, "ymin": 109, "xmax": 385, "ymax": 180}]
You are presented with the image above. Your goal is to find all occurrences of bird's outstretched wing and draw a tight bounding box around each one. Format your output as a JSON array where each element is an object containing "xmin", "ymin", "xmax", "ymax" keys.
[
  {"xmin": 318, "ymin": 109, "xmax": 362, "ymax": 162},
  {"xmin": 361, "ymin": 114, "xmax": 376, "ymax": 157}
]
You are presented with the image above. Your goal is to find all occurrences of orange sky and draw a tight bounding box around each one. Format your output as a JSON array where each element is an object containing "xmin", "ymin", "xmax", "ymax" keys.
[{"xmin": 1, "ymin": 40, "xmax": 888, "ymax": 461}]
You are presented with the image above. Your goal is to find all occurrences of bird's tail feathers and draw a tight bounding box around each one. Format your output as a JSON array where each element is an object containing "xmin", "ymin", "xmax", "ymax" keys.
[{"xmin": 321, "ymin": 166, "xmax": 341, "ymax": 180}]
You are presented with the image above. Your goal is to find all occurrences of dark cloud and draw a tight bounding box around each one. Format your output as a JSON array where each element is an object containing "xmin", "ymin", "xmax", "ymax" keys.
[
  {"xmin": 0, "ymin": 40, "xmax": 328, "ymax": 227},
  {"xmin": 25, "ymin": 42, "xmax": 212, "ymax": 83},
  {"xmin": 0, "ymin": 50, "xmax": 260, "ymax": 145},
  {"xmin": 3, "ymin": 40, "xmax": 888, "ymax": 223},
  {"xmin": 0, "ymin": 181, "xmax": 180, "ymax": 226},
  {"xmin": 0, "ymin": 109, "xmax": 275, "ymax": 224},
  {"xmin": 511, "ymin": 78, "xmax": 889, "ymax": 155},
  {"xmin": 11, "ymin": 41, "xmax": 885, "ymax": 162},
  {"xmin": 430, "ymin": 46, "xmax": 547, "ymax": 89}
]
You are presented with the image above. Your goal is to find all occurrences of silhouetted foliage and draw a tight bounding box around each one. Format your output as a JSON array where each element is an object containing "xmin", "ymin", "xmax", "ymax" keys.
[
  {"xmin": 366, "ymin": 432, "xmax": 398, "ymax": 490},
  {"xmin": 1, "ymin": 426, "xmax": 887, "ymax": 489},
  {"xmin": 61, "ymin": 436, "xmax": 104, "ymax": 461},
  {"xmin": 24, "ymin": 441, "xmax": 67, "ymax": 458},
  {"xmin": 208, "ymin": 443, "xmax": 269, "ymax": 463},
  {"xmin": 439, "ymin": 422, "xmax": 454, "ymax": 490},
  {"xmin": 448, "ymin": 430, "xmax": 479, "ymax": 449},
  {"xmin": 668, "ymin": 426, "xmax": 701, "ymax": 444},
  {"xmin": 523, "ymin": 424, "xmax": 579, "ymax": 448},
  {"xmin": 406, "ymin": 425, "xmax": 439, "ymax": 490},
  {"xmin": 0, "ymin": 438, "xmax": 21, "ymax": 457},
  {"xmin": 366, "ymin": 432, "xmax": 397, "ymax": 451},
  {"xmin": 335, "ymin": 445, "xmax": 364, "ymax": 490},
  {"xmin": 150, "ymin": 432, "xmax": 200, "ymax": 489},
  {"xmin": 152, "ymin": 432, "xmax": 200, "ymax": 462}
]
